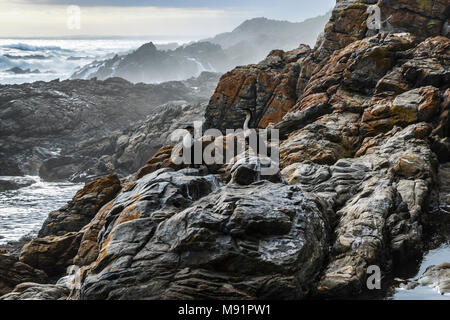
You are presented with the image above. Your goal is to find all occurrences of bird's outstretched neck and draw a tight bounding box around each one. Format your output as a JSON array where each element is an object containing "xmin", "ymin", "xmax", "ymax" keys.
[{"xmin": 243, "ymin": 112, "xmax": 251, "ymax": 132}]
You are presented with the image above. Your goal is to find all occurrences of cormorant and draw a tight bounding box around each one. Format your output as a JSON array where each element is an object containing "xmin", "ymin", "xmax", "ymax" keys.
[
  {"xmin": 182, "ymin": 125, "xmax": 197, "ymax": 167},
  {"xmin": 241, "ymin": 107, "xmax": 269, "ymax": 157}
]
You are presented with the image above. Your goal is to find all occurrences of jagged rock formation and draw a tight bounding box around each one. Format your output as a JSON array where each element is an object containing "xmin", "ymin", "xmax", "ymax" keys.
[
  {"xmin": 417, "ymin": 263, "xmax": 450, "ymax": 294},
  {"xmin": 38, "ymin": 174, "xmax": 121, "ymax": 237},
  {"xmin": 72, "ymin": 15, "xmax": 330, "ymax": 84},
  {"xmin": 18, "ymin": 175, "xmax": 122, "ymax": 277},
  {"xmin": 0, "ymin": 176, "xmax": 36, "ymax": 192},
  {"xmin": 0, "ymin": 249, "xmax": 48, "ymax": 296},
  {"xmin": 0, "ymin": 283, "xmax": 70, "ymax": 300},
  {"xmin": 0, "ymin": 73, "xmax": 220, "ymax": 182},
  {"xmin": 205, "ymin": 15, "xmax": 330, "ymax": 66},
  {"xmin": 72, "ymin": 42, "xmax": 228, "ymax": 84},
  {"xmin": 204, "ymin": 45, "xmax": 312, "ymax": 131},
  {"xmin": 1, "ymin": 0, "xmax": 449, "ymax": 300}
]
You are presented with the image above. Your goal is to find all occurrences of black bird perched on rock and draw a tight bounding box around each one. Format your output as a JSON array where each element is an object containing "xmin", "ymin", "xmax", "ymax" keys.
[
  {"xmin": 182, "ymin": 125, "xmax": 197, "ymax": 167},
  {"xmin": 241, "ymin": 107, "xmax": 269, "ymax": 157}
]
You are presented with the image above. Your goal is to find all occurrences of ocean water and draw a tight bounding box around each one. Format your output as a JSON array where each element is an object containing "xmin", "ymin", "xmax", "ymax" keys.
[
  {"xmin": 0, "ymin": 176, "xmax": 83, "ymax": 244},
  {"xmin": 390, "ymin": 244, "xmax": 450, "ymax": 300},
  {"xmin": 0, "ymin": 39, "xmax": 181, "ymax": 85}
]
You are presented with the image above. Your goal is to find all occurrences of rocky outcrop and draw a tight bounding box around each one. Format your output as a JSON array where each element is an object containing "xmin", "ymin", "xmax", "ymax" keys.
[
  {"xmin": 417, "ymin": 263, "xmax": 450, "ymax": 295},
  {"xmin": 204, "ymin": 46, "xmax": 312, "ymax": 132},
  {"xmin": 19, "ymin": 232, "xmax": 83, "ymax": 277},
  {"xmin": 75, "ymin": 168, "xmax": 328, "ymax": 300},
  {"xmin": 0, "ymin": 283, "xmax": 70, "ymax": 300},
  {"xmin": 38, "ymin": 175, "xmax": 121, "ymax": 237},
  {"xmin": 0, "ymin": 176, "xmax": 36, "ymax": 192},
  {"xmin": 17, "ymin": 175, "xmax": 122, "ymax": 277},
  {"xmin": 72, "ymin": 15, "xmax": 330, "ymax": 84},
  {"xmin": 72, "ymin": 42, "xmax": 227, "ymax": 84},
  {"xmin": 0, "ymin": 250, "xmax": 48, "ymax": 296},
  {"xmin": 2, "ymin": 0, "xmax": 449, "ymax": 301},
  {"xmin": 164, "ymin": 0, "xmax": 449, "ymax": 298},
  {"xmin": 315, "ymin": 0, "xmax": 449, "ymax": 59},
  {"xmin": 0, "ymin": 73, "xmax": 220, "ymax": 181},
  {"xmin": 205, "ymin": 0, "xmax": 450, "ymax": 131}
]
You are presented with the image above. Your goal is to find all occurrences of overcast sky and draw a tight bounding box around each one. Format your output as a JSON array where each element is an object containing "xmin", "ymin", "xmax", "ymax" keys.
[{"xmin": 0, "ymin": 0, "xmax": 335, "ymax": 39}]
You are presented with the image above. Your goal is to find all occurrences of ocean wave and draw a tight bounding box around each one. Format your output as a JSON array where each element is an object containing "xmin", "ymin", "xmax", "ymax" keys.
[
  {"xmin": 0, "ymin": 55, "xmax": 15, "ymax": 69},
  {"xmin": 4, "ymin": 54, "xmax": 49, "ymax": 60},
  {"xmin": 1, "ymin": 43, "xmax": 71, "ymax": 52}
]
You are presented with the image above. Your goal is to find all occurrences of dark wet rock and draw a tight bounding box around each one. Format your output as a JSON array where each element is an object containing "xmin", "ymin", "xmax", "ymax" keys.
[
  {"xmin": 14, "ymin": 175, "xmax": 121, "ymax": 278},
  {"xmin": 0, "ymin": 176, "xmax": 36, "ymax": 192},
  {"xmin": 39, "ymin": 174, "xmax": 121, "ymax": 237},
  {"xmin": 0, "ymin": 250, "xmax": 48, "ymax": 296},
  {"xmin": 19, "ymin": 232, "xmax": 83, "ymax": 277},
  {"xmin": 229, "ymin": 157, "xmax": 283, "ymax": 185},
  {"xmin": 4, "ymin": 0, "xmax": 450, "ymax": 301},
  {"xmin": 0, "ymin": 283, "xmax": 70, "ymax": 300},
  {"xmin": 74, "ymin": 168, "xmax": 222, "ymax": 269},
  {"xmin": 0, "ymin": 74, "xmax": 219, "ymax": 181},
  {"xmin": 417, "ymin": 263, "xmax": 450, "ymax": 295},
  {"xmin": 5, "ymin": 67, "xmax": 40, "ymax": 74},
  {"xmin": 76, "ymin": 179, "xmax": 328, "ymax": 300}
]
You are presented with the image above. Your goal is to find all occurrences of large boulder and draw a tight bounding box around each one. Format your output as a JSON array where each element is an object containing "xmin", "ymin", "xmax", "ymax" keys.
[
  {"xmin": 78, "ymin": 179, "xmax": 329, "ymax": 300},
  {"xmin": 38, "ymin": 174, "xmax": 121, "ymax": 237},
  {"xmin": 19, "ymin": 232, "xmax": 83, "ymax": 277},
  {"xmin": 0, "ymin": 250, "xmax": 48, "ymax": 296},
  {"xmin": 0, "ymin": 283, "xmax": 70, "ymax": 300},
  {"xmin": 18, "ymin": 175, "xmax": 122, "ymax": 277},
  {"xmin": 0, "ymin": 75, "xmax": 218, "ymax": 181},
  {"xmin": 417, "ymin": 263, "xmax": 450, "ymax": 295},
  {"xmin": 204, "ymin": 46, "xmax": 311, "ymax": 132},
  {"xmin": 0, "ymin": 177, "xmax": 36, "ymax": 192}
]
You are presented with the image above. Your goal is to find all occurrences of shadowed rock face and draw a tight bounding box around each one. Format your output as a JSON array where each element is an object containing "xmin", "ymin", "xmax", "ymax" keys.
[
  {"xmin": 205, "ymin": 0, "xmax": 449, "ymax": 132},
  {"xmin": 0, "ymin": 250, "xmax": 48, "ymax": 296},
  {"xmin": 17, "ymin": 175, "xmax": 122, "ymax": 277},
  {"xmin": 78, "ymin": 174, "xmax": 328, "ymax": 300},
  {"xmin": 204, "ymin": 46, "xmax": 312, "ymax": 132},
  {"xmin": 0, "ymin": 73, "xmax": 220, "ymax": 181},
  {"xmin": 2, "ymin": 0, "xmax": 450, "ymax": 301},
  {"xmin": 39, "ymin": 174, "xmax": 122, "ymax": 237},
  {"xmin": 71, "ymin": 0, "xmax": 449, "ymax": 299},
  {"xmin": 0, "ymin": 283, "xmax": 70, "ymax": 301}
]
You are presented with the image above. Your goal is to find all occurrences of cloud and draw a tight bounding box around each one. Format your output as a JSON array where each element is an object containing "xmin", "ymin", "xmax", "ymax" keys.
[
  {"xmin": 0, "ymin": 0, "xmax": 335, "ymax": 38},
  {"xmin": 13, "ymin": 0, "xmax": 334, "ymax": 11}
]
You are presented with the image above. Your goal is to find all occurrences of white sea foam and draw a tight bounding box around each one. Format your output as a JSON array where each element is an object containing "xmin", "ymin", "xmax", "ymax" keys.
[
  {"xmin": 0, "ymin": 39, "xmax": 186, "ymax": 85},
  {"xmin": 0, "ymin": 176, "xmax": 83, "ymax": 244}
]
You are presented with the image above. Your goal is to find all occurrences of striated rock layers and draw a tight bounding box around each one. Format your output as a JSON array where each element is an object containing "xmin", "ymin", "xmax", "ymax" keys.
[
  {"xmin": 1, "ymin": 0, "xmax": 449, "ymax": 300},
  {"xmin": 0, "ymin": 249, "xmax": 48, "ymax": 297}
]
